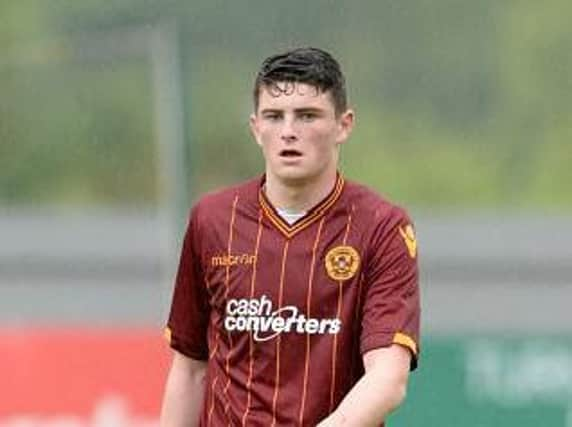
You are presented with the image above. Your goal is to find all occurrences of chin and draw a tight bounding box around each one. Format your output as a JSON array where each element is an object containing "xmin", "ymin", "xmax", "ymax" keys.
[{"xmin": 273, "ymin": 168, "xmax": 317, "ymax": 185}]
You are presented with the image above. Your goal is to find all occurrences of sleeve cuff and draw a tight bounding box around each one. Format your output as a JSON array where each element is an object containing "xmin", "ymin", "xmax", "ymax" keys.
[
  {"xmin": 361, "ymin": 330, "xmax": 419, "ymax": 370},
  {"xmin": 164, "ymin": 326, "xmax": 209, "ymax": 361}
]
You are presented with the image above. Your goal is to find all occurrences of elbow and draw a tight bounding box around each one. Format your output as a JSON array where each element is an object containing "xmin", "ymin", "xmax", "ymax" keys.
[
  {"xmin": 385, "ymin": 377, "xmax": 408, "ymax": 414},
  {"xmin": 393, "ymin": 380, "xmax": 407, "ymax": 409},
  {"xmin": 191, "ymin": 364, "xmax": 207, "ymax": 387},
  {"xmin": 168, "ymin": 350, "xmax": 208, "ymax": 391}
]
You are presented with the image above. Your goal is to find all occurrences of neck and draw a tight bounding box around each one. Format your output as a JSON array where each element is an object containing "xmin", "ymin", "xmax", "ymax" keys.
[{"xmin": 264, "ymin": 169, "xmax": 338, "ymax": 212}]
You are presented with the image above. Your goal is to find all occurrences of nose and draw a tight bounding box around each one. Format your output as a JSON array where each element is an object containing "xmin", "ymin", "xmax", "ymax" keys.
[{"xmin": 280, "ymin": 117, "xmax": 298, "ymax": 144}]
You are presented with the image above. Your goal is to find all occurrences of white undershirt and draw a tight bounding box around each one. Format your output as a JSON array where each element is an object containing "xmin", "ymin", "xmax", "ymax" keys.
[{"xmin": 276, "ymin": 207, "xmax": 306, "ymax": 225}]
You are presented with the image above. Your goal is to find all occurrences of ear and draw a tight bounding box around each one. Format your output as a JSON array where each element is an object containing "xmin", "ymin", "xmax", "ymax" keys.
[
  {"xmin": 336, "ymin": 109, "xmax": 355, "ymax": 145},
  {"xmin": 249, "ymin": 113, "xmax": 263, "ymax": 147}
]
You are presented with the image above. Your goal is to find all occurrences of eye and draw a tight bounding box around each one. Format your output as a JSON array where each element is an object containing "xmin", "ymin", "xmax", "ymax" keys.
[
  {"xmin": 263, "ymin": 112, "xmax": 282, "ymax": 121},
  {"xmin": 299, "ymin": 112, "xmax": 317, "ymax": 121}
]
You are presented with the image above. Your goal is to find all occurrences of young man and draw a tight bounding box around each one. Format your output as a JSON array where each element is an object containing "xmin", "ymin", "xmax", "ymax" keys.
[{"xmin": 161, "ymin": 47, "xmax": 420, "ymax": 427}]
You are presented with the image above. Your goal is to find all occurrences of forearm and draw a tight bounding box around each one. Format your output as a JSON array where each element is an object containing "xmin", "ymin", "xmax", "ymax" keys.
[
  {"xmin": 160, "ymin": 353, "xmax": 207, "ymax": 427},
  {"xmin": 318, "ymin": 345, "xmax": 410, "ymax": 427},
  {"xmin": 328, "ymin": 366, "xmax": 406, "ymax": 426}
]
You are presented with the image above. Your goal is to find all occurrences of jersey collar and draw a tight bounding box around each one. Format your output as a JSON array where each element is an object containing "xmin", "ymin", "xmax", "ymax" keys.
[{"xmin": 259, "ymin": 174, "xmax": 345, "ymax": 239}]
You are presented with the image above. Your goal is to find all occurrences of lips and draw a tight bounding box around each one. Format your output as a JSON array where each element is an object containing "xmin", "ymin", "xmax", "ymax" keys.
[{"xmin": 279, "ymin": 149, "xmax": 303, "ymax": 157}]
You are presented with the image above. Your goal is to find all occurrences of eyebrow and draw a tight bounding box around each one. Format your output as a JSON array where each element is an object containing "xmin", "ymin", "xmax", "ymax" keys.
[
  {"xmin": 259, "ymin": 107, "xmax": 325, "ymax": 114},
  {"xmin": 294, "ymin": 107, "xmax": 324, "ymax": 113}
]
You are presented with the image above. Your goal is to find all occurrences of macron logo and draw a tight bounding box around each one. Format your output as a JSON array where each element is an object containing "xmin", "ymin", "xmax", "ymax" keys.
[
  {"xmin": 224, "ymin": 295, "xmax": 342, "ymax": 342},
  {"xmin": 211, "ymin": 253, "xmax": 256, "ymax": 267}
]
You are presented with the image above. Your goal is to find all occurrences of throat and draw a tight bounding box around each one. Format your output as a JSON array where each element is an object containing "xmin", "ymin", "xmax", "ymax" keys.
[
  {"xmin": 276, "ymin": 207, "xmax": 306, "ymax": 225},
  {"xmin": 263, "ymin": 170, "xmax": 338, "ymax": 213}
]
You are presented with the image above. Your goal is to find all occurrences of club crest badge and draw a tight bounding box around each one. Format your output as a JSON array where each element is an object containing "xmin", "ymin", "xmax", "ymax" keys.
[
  {"xmin": 398, "ymin": 224, "xmax": 417, "ymax": 259},
  {"xmin": 325, "ymin": 245, "xmax": 361, "ymax": 281}
]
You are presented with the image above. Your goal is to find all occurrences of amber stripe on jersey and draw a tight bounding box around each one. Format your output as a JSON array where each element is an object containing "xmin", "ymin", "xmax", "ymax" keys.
[
  {"xmin": 205, "ymin": 275, "xmax": 220, "ymax": 360},
  {"xmin": 259, "ymin": 175, "xmax": 344, "ymax": 239},
  {"xmin": 298, "ymin": 217, "xmax": 326, "ymax": 426},
  {"xmin": 207, "ymin": 376, "xmax": 219, "ymax": 424},
  {"xmin": 330, "ymin": 205, "xmax": 355, "ymax": 411},
  {"xmin": 241, "ymin": 210, "xmax": 264, "ymax": 427},
  {"xmin": 223, "ymin": 195, "xmax": 239, "ymax": 424},
  {"xmin": 207, "ymin": 195, "xmax": 238, "ymax": 426},
  {"xmin": 270, "ymin": 241, "xmax": 290, "ymax": 427},
  {"xmin": 205, "ymin": 275, "xmax": 221, "ymax": 427}
]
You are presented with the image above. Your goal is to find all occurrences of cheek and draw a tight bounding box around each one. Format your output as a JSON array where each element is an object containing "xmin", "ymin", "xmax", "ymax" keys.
[
  {"xmin": 306, "ymin": 128, "xmax": 336, "ymax": 153},
  {"xmin": 254, "ymin": 127, "xmax": 270, "ymax": 147},
  {"xmin": 258, "ymin": 130, "xmax": 281, "ymax": 156},
  {"xmin": 258, "ymin": 127, "xmax": 278, "ymax": 144}
]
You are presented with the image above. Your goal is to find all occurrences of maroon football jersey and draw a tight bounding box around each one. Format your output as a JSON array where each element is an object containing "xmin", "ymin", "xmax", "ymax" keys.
[{"xmin": 166, "ymin": 174, "xmax": 420, "ymax": 427}]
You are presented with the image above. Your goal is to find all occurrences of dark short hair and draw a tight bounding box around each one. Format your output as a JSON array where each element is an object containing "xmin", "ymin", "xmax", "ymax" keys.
[{"xmin": 253, "ymin": 47, "xmax": 348, "ymax": 115}]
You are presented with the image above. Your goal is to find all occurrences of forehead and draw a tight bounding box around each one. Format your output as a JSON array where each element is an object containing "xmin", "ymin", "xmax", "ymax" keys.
[{"xmin": 257, "ymin": 82, "xmax": 335, "ymax": 111}]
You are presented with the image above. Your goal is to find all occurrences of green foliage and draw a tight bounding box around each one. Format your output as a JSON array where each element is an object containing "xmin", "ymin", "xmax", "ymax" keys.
[
  {"xmin": 0, "ymin": 60, "xmax": 155, "ymax": 204},
  {"xmin": 0, "ymin": 0, "xmax": 570, "ymax": 210},
  {"xmin": 341, "ymin": 109, "xmax": 504, "ymax": 209}
]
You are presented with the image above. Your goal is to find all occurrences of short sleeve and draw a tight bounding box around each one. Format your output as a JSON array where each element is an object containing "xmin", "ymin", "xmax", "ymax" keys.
[
  {"xmin": 165, "ymin": 205, "xmax": 210, "ymax": 360},
  {"xmin": 360, "ymin": 206, "xmax": 421, "ymax": 370}
]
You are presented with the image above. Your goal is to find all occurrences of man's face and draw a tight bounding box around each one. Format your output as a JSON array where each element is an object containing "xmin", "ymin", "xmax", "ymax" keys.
[{"xmin": 250, "ymin": 82, "xmax": 354, "ymax": 186}]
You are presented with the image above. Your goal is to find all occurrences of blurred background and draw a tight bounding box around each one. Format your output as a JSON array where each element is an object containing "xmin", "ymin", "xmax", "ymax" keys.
[{"xmin": 1, "ymin": 0, "xmax": 571, "ymax": 425}]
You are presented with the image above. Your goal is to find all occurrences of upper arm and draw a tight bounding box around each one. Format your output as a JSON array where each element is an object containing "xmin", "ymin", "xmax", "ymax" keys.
[
  {"xmin": 160, "ymin": 351, "xmax": 207, "ymax": 427},
  {"xmin": 166, "ymin": 205, "xmax": 211, "ymax": 361},
  {"xmin": 360, "ymin": 206, "xmax": 421, "ymax": 369},
  {"xmin": 363, "ymin": 345, "xmax": 411, "ymax": 379},
  {"xmin": 169, "ymin": 350, "xmax": 208, "ymax": 382},
  {"xmin": 362, "ymin": 344, "xmax": 411, "ymax": 401}
]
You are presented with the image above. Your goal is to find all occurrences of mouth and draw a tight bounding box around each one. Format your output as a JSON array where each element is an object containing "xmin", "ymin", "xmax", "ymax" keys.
[{"xmin": 279, "ymin": 149, "xmax": 303, "ymax": 158}]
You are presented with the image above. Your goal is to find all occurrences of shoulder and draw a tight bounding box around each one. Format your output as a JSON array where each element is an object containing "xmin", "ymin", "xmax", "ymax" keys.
[
  {"xmin": 343, "ymin": 179, "xmax": 419, "ymax": 268},
  {"xmin": 190, "ymin": 177, "xmax": 261, "ymax": 226},
  {"xmin": 342, "ymin": 179, "xmax": 412, "ymax": 227}
]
